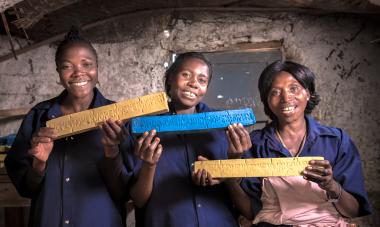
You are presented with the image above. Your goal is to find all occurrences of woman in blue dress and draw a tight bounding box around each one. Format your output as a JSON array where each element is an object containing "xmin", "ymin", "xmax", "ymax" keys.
[
  {"xmin": 126, "ymin": 52, "xmax": 252, "ymax": 227},
  {"xmin": 5, "ymin": 27, "xmax": 129, "ymax": 227}
]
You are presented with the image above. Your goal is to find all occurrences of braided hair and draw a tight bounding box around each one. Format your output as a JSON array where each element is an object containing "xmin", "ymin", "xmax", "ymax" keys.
[{"xmin": 55, "ymin": 26, "xmax": 97, "ymax": 68}]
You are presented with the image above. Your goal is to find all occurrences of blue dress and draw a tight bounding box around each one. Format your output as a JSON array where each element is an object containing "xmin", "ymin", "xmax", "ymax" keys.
[
  {"xmin": 5, "ymin": 88, "xmax": 129, "ymax": 227},
  {"xmin": 126, "ymin": 102, "xmax": 240, "ymax": 227},
  {"xmin": 241, "ymin": 115, "xmax": 372, "ymax": 223}
]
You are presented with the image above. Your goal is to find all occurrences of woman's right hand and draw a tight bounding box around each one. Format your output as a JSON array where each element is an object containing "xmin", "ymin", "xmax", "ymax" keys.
[
  {"xmin": 134, "ymin": 130, "xmax": 163, "ymax": 166},
  {"xmin": 29, "ymin": 127, "xmax": 57, "ymax": 171}
]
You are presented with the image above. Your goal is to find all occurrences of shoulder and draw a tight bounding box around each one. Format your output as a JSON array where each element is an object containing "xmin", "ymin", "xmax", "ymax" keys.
[
  {"xmin": 93, "ymin": 88, "xmax": 114, "ymax": 107},
  {"xmin": 31, "ymin": 97, "xmax": 58, "ymax": 111},
  {"xmin": 250, "ymin": 122, "xmax": 275, "ymax": 146},
  {"xmin": 307, "ymin": 115, "xmax": 346, "ymax": 141},
  {"xmin": 197, "ymin": 102, "xmax": 213, "ymax": 112}
]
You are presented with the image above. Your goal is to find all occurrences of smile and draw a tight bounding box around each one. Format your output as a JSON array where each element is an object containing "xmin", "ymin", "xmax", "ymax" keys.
[
  {"xmin": 183, "ymin": 91, "xmax": 196, "ymax": 98},
  {"xmin": 281, "ymin": 105, "xmax": 295, "ymax": 113},
  {"xmin": 70, "ymin": 81, "xmax": 88, "ymax": 87}
]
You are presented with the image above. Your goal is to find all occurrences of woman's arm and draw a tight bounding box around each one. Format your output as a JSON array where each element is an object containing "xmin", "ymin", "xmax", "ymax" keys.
[
  {"xmin": 129, "ymin": 130, "xmax": 162, "ymax": 208},
  {"xmin": 303, "ymin": 160, "xmax": 360, "ymax": 218}
]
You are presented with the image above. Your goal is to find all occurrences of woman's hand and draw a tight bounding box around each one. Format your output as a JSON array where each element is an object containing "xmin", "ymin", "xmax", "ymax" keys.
[
  {"xmin": 192, "ymin": 155, "xmax": 222, "ymax": 186},
  {"xmin": 226, "ymin": 123, "xmax": 252, "ymax": 159},
  {"xmin": 100, "ymin": 119, "xmax": 127, "ymax": 158},
  {"xmin": 302, "ymin": 159, "xmax": 338, "ymax": 193},
  {"xmin": 29, "ymin": 127, "xmax": 57, "ymax": 171},
  {"xmin": 135, "ymin": 130, "xmax": 163, "ymax": 166}
]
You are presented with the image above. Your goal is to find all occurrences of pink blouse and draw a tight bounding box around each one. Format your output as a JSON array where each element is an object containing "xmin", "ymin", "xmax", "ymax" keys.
[{"xmin": 253, "ymin": 176, "xmax": 351, "ymax": 226}]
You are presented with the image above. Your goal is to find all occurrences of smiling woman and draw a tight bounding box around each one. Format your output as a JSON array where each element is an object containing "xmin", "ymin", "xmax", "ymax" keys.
[
  {"xmin": 4, "ymin": 26, "xmax": 130, "ymax": 227},
  {"xmin": 113, "ymin": 52, "xmax": 253, "ymax": 227},
  {"xmin": 237, "ymin": 60, "xmax": 372, "ymax": 226}
]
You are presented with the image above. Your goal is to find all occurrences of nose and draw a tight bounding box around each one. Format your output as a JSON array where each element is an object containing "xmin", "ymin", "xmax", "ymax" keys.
[
  {"xmin": 73, "ymin": 65, "xmax": 85, "ymax": 76},
  {"xmin": 187, "ymin": 75, "xmax": 199, "ymax": 88},
  {"xmin": 280, "ymin": 89, "xmax": 294, "ymax": 102}
]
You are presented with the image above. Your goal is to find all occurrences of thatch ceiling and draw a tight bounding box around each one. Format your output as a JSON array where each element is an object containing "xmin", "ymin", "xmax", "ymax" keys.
[
  {"xmin": 0, "ymin": 0, "xmax": 379, "ymax": 62},
  {"xmin": 1, "ymin": 0, "xmax": 379, "ymax": 40}
]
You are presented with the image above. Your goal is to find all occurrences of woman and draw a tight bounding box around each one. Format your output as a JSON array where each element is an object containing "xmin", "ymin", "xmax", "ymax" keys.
[
  {"xmin": 123, "ymin": 52, "xmax": 252, "ymax": 227},
  {"xmin": 5, "ymin": 27, "xmax": 129, "ymax": 227},
  {"xmin": 240, "ymin": 60, "xmax": 371, "ymax": 226}
]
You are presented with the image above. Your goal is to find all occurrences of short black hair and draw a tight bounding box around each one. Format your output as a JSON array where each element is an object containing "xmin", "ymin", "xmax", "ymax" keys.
[
  {"xmin": 55, "ymin": 26, "xmax": 97, "ymax": 68},
  {"xmin": 258, "ymin": 60, "xmax": 320, "ymax": 120},
  {"xmin": 164, "ymin": 52, "xmax": 213, "ymax": 97}
]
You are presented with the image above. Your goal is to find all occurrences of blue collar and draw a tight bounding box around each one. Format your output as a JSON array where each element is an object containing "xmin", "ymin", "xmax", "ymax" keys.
[
  {"xmin": 45, "ymin": 88, "xmax": 108, "ymax": 120},
  {"xmin": 166, "ymin": 102, "xmax": 212, "ymax": 115},
  {"xmin": 262, "ymin": 115, "xmax": 338, "ymax": 156}
]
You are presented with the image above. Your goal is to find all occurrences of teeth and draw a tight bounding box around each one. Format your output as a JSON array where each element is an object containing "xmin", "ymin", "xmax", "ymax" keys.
[
  {"xmin": 71, "ymin": 81, "xmax": 88, "ymax": 87},
  {"xmin": 282, "ymin": 106, "xmax": 295, "ymax": 112},
  {"xmin": 184, "ymin": 91, "xmax": 196, "ymax": 98}
]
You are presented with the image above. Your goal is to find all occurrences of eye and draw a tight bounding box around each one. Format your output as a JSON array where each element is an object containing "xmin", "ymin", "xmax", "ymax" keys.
[
  {"xmin": 82, "ymin": 62, "xmax": 93, "ymax": 68},
  {"xmin": 270, "ymin": 89, "xmax": 281, "ymax": 97},
  {"xmin": 58, "ymin": 64, "xmax": 72, "ymax": 71},
  {"xmin": 181, "ymin": 71, "xmax": 191, "ymax": 78},
  {"xmin": 198, "ymin": 75, "xmax": 209, "ymax": 86},
  {"xmin": 289, "ymin": 85, "xmax": 301, "ymax": 94}
]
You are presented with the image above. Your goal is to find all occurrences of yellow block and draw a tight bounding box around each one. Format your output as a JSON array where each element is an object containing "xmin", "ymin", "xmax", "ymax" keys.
[
  {"xmin": 0, "ymin": 153, "xmax": 5, "ymax": 169},
  {"xmin": 47, "ymin": 92, "xmax": 169, "ymax": 139},
  {"xmin": 194, "ymin": 156, "xmax": 324, "ymax": 178},
  {"xmin": 0, "ymin": 146, "xmax": 11, "ymax": 152}
]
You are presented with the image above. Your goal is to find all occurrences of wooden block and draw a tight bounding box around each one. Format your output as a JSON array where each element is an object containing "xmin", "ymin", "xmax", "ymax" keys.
[
  {"xmin": 46, "ymin": 92, "xmax": 169, "ymax": 139},
  {"xmin": 131, "ymin": 108, "xmax": 256, "ymax": 134},
  {"xmin": 194, "ymin": 157, "xmax": 324, "ymax": 178}
]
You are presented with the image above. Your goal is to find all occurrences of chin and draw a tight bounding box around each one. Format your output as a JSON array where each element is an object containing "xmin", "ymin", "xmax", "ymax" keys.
[{"xmin": 178, "ymin": 99, "xmax": 199, "ymax": 108}]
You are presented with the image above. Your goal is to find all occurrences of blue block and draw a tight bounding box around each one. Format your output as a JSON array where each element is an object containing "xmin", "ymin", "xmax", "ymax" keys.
[
  {"xmin": 131, "ymin": 108, "xmax": 256, "ymax": 134},
  {"xmin": 0, "ymin": 134, "xmax": 16, "ymax": 146}
]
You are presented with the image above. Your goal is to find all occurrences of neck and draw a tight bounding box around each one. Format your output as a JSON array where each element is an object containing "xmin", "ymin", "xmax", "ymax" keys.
[
  {"xmin": 61, "ymin": 92, "xmax": 94, "ymax": 114},
  {"xmin": 171, "ymin": 103, "xmax": 197, "ymax": 115},
  {"xmin": 277, "ymin": 117, "xmax": 307, "ymax": 136},
  {"xmin": 276, "ymin": 117, "xmax": 307, "ymax": 156}
]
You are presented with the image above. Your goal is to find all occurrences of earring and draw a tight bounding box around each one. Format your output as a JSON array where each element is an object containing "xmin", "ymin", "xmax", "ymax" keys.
[{"xmin": 56, "ymin": 80, "xmax": 62, "ymax": 85}]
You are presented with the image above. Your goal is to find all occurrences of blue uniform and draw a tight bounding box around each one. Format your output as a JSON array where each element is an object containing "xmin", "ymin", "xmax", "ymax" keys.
[
  {"xmin": 126, "ymin": 102, "xmax": 239, "ymax": 227},
  {"xmin": 5, "ymin": 88, "xmax": 129, "ymax": 227},
  {"xmin": 241, "ymin": 115, "xmax": 372, "ymax": 223}
]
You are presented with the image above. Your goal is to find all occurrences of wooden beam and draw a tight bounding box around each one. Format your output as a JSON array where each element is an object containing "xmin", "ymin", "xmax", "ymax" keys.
[
  {"xmin": 0, "ymin": 6, "xmax": 331, "ymax": 63},
  {"xmin": 1, "ymin": 12, "xmax": 17, "ymax": 60},
  {"xmin": 0, "ymin": 107, "xmax": 29, "ymax": 118}
]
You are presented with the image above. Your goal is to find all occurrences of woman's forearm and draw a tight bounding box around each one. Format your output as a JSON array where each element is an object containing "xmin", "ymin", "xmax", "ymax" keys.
[{"xmin": 130, "ymin": 162, "xmax": 156, "ymax": 208}]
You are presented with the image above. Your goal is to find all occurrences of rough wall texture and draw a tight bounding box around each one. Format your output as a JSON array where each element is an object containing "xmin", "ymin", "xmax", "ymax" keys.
[{"xmin": 0, "ymin": 12, "xmax": 379, "ymax": 226}]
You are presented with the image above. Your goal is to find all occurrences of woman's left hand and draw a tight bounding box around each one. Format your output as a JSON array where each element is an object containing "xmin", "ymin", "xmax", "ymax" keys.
[
  {"xmin": 226, "ymin": 123, "xmax": 252, "ymax": 159},
  {"xmin": 302, "ymin": 159, "xmax": 335, "ymax": 191},
  {"xmin": 100, "ymin": 119, "xmax": 127, "ymax": 158},
  {"xmin": 192, "ymin": 155, "xmax": 222, "ymax": 187}
]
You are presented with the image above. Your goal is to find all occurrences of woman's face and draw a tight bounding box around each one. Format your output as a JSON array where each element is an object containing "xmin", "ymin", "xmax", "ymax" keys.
[
  {"xmin": 267, "ymin": 71, "xmax": 310, "ymax": 123},
  {"xmin": 56, "ymin": 43, "xmax": 98, "ymax": 99},
  {"xmin": 169, "ymin": 58, "xmax": 210, "ymax": 111}
]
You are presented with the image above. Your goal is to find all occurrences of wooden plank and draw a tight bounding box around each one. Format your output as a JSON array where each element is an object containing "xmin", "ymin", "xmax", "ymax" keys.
[
  {"xmin": 194, "ymin": 157, "xmax": 324, "ymax": 178},
  {"xmin": 0, "ymin": 182, "xmax": 30, "ymax": 207},
  {"xmin": 132, "ymin": 108, "xmax": 256, "ymax": 134},
  {"xmin": 47, "ymin": 92, "xmax": 169, "ymax": 139},
  {"xmin": 0, "ymin": 107, "xmax": 29, "ymax": 117}
]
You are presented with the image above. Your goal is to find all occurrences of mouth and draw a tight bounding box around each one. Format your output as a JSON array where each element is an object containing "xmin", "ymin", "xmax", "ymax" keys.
[
  {"xmin": 70, "ymin": 81, "xmax": 89, "ymax": 87},
  {"xmin": 281, "ymin": 105, "xmax": 296, "ymax": 114},
  {"xmin": 182, "ymin": 90, "xmax": 197, "ymax": 99}
]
